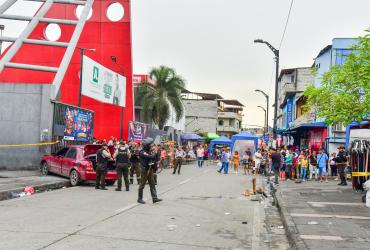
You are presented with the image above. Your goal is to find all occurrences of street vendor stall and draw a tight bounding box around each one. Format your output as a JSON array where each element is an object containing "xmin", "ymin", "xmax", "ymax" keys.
[
  {"xmin": 231, "ymin": 132, "xmax": 259, "ymax": 156},
  {"xmin": 209, "ymin": 136, "xmax": 232, "ymax": 155}
]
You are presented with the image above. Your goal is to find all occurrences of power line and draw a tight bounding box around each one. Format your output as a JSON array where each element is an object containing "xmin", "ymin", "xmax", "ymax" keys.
[{"xmin": 278, "ymin": 0, "xmax": 294, "ymax": 50}]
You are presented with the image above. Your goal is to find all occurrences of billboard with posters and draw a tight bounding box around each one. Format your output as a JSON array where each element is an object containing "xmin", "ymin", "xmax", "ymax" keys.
[
  {"xmin": 63, "ymin": 107, "xmax": 93, "ymax": 141},
  {"xmin": 128, "ymin": 121, "xmax": 148, "ymax": 141},
  {"xmin": 81, "ymin": 55, "xmax": 126, "ymax": 107}
]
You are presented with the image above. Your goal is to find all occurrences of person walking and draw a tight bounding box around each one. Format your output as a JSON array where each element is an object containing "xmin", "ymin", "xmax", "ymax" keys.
[
  {"xmin": 270, "ymin": 148, "xmax": 281, "ymax": 185},
  {"xmin": 300, "ymin": 153, "xmax": 308, "ymax": 182},
  {"xmin": 114, "ymin": 141, "xmax": 131, "ymax": 191},
  {"xmin": 317, "ymin": 148, "xmax": 329, "ymax": 182},
  {"xmin": 254, "ymin": 148, "xmax": 262, "ymax": 175},
  {"xmin": 285, "ymin": 150, "xmax": 293, "ymax": 180},
  {"xmin": 218, "ymin": 148, "xmax": 230, "ymax": 174},
  {"xmin": 137, "ymin": 138, "xmax": 162, "ymax": 204},
  {"xmin": 335, "ymin": 146, "xmax": 348, "ymax": 186},
  {"xmin": 309, "ymin": 151, "xmax": 318, "ymax": 180},
  {"xmin": 95, "ymin": 143, "xmax": 113, "ymax": 190},
  {"xmin": 196, "ymin": 145, "xmax": 205, "ymax": 168},
  {"xmin": 242, "ymin": 151, "xmax": 250, "ymax": 175},
  {"xmin": 233, "ymin": 151, "xmax": 239, "ymax": 174},
  {"xmin": 173, "ymin": 146, "xmax": 186, "ymax": 175},
  {"xmin": 129, "ymin": 144, "xmax": 141, "ymax": 185}
]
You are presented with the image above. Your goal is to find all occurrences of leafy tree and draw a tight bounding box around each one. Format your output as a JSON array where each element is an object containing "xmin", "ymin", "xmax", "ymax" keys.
[
  {"xmin": 304, "ymin": 29, "xmax": 370, "ymax": 125},
  {"xmin": 135, "ymin": 66, "xmax": 185, "ymax": 130}
]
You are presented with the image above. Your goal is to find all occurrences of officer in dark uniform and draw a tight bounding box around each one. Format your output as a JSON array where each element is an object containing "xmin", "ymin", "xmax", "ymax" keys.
[
  {"xmin": 96, "ymin": 143, "xmax": 112, "ymax": 190},
  {"xmin": 129, "ymin": 144, "xmax": 141, "ymax": 185},
  {"xmin": 137, "ymin": 138, "xmax": 162, "ymax": 204},
  {"xmin": 114, "ymin": 141, "xmax": 131, "ymax": 191},
  {"xmin": 335, "ymin": 146, "xmax": 348, "ymax": 186}
]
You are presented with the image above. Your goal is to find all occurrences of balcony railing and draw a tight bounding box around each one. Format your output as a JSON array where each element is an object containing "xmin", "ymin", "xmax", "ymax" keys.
[
  {"xmin": 217, "ymin": 111, "xmax": 242, "ymax": 120},
  {"xmin": 217, "ymin": 125, "xmax": 241, "ymax": 133}
]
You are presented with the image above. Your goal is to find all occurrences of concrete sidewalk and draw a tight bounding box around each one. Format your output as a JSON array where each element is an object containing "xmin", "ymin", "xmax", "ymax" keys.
[
  {"xmin": 274, "ymin": 179, "xmax": 370, "ymax": 249},
  {"xmin": 0, "ymin": 170, "xmax": 69, "ymax": 201}
]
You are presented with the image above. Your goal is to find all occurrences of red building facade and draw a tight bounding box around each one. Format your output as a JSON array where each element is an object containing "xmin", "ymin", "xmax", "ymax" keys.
[{"xmin": 0, "ymin": 0, "xmax": 133, "ymax": 140}]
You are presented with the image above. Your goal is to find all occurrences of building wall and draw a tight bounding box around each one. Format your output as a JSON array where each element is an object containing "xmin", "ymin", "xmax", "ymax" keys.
[
  {"xmin": 183, "ymin": 100, "xmax": 217, "ymax": 133},
  {"xmin": 0, "ymin": 84, "xmax": 54, "ymax": 169}
]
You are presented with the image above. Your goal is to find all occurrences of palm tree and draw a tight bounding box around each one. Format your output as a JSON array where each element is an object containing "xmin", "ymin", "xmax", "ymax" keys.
[{"xmin": 135, "ymin": 66, "xmax": 185, "ymax": 130}]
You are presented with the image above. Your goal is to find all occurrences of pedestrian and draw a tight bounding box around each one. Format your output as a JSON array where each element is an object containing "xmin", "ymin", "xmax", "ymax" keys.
[
  {"xmin": 300, "ymin": 153, "xmax": 308, "ymax": 182},
  {"xmin": 95, "ymin": 143, "xmax": 113, "ymax": 190},
  {"xmin": 329, "ymin": 153, "xmax": 337, "ymax": 179},
  {"xmin": 334, "ymin": 146, "xmax": 348, "ymax": 186},
  {"xmin": 317, "ymin": 148, "xmax": 329, "ymax": 182},
  {"xmin": 129, "ymin": 143, "xmax": 141, "ymax": 185},
  {"xmin": 218, "ymin": 148, "xmax": 230, "ymax": 174},
  {"xmin": 270, "ymin": 148, "xmax": 281, "ymax": 185},
  {"xmin": 233, "ymin": 150, "xmax": 239, "ymax": 174},
  {"xmin": 196, "ymin": 145, "xmax": 205, "ymax": 168},
  {"xmin": 168, "ymin": 145, "xmax": 174, "ymax": 168},
  {"xmin": 285, "ymin": 150, "xmax": 293, "ymax": 180},
  {"xmin": 173, "ymin": 146, "xmax": 186, "ymax": 174},
  {"xmin": 254, "ymin": 148, "xmax": 262, "ymax": 175},
  {"xmin": 159, "ymin": 146, "xmax": 167, "ymax": 170},
  {"xmin": 137, "ymin": 138, "xmax": 162, "ymax": 204},
  {"xmin": 114, "ymin": 141, "xmax": 131, "ymax": 191},
  {"xmin": 242, "ymin": 151, "xmax": 250, "ymax": 175},
  {"xmin": 309, "ymin": 151, "xmax": 318, "ymax": 180}
]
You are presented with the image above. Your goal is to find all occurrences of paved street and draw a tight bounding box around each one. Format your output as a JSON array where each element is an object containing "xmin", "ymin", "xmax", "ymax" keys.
[{"xmin": 0, "ymin": 164, "xmax": 288, "ymax": 250}]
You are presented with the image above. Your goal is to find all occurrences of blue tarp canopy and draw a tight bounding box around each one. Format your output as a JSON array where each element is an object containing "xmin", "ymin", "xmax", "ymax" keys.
[
  {"xmin": 231, "ymin": 131, "xmax": 259, "ymax": 155},
  {"xmin": 209, "ymin": 136, "xmax": 232, "ymax": 155},
  {"xmin": 181, "ymin": 132, "xmax": 203, "ymax": 141}
]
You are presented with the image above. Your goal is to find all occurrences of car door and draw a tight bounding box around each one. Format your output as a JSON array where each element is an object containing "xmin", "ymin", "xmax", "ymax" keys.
[
  {"xmin": 61, "ymin": 148, "xmax": 77, "ymax": 177},
  {"xmin": 49, "ymin": 148, "xmax": 69, "ymax": 174}
]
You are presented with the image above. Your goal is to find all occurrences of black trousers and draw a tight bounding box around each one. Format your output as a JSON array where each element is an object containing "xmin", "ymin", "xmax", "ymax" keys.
[
  {"xmin": 116, "ymin": 163, "xmax": 130, "ymax": 190},
  {"xmin": 338, "ymin": 165, "xmax": 347, "ymax": 183},
  {"xmin": 173, "ymin": 158, "xmax": 183, "ymax": 174},
  {"xmin": 95, "ymin": 169, "xmax": 106, "ymax": 188},
  {"xmin": 138, "ymin": 167, "xmax": 157, "ymax": 200},
  {"xmin": 130, "ymin": 162, "xmax": 141, "ymax": 184}
]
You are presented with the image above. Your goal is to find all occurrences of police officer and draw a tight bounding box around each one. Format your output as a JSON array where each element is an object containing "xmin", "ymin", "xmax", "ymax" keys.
[
  {"xmin": 137, "ymin": 138, "xmax": 162, "ymax": 204},
  {"xmin": 129, "ymin": 144, "xmax": 141, "ymax": 185},
  {"xmin": 335, "ymin": 146, "xmax": 348, "ymax": 186},
  {"xmin": 173, "ymin": 146, "xmax": 185, "ymax": 175},
  {"xmin": 114, "ymin": 141, "xmax": 131, "ymax": 191},
  {"xmin": 96, "ymin": 143, "xmax": 113, "ymax": 190}
]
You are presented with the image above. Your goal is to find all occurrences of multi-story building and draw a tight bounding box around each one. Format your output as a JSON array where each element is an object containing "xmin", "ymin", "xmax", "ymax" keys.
[
  {"xmin": 313, "ymin": 38, "xmax": 358, "ymax": 154},
  {"xmin": 217, "ymin": 99, "xmax": 244, "ymax": 138}
]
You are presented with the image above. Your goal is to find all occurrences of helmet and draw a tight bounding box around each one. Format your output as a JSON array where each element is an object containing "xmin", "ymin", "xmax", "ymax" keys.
[{"xmin": 142, "ymin": 138, "xmax": 154, "ymax": 150}]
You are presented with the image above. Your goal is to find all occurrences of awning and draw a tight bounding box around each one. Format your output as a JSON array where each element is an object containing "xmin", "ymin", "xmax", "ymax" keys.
[{"xmin": 287, "ymin": 122, "xmax": 327, "ymax": 131}]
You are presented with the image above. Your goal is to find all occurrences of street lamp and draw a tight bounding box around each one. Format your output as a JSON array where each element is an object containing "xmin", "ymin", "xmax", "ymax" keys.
[
  {"xmin": 111, "ymin": 55, "xmax": 125, "ymax": 140},
  {"xmin": 0, "ymin": 24, "xmax": 5, "ymax": 54},
  {"xmin": 254, "ymin": 39, "xmax": 279, "ymax": 139},
  {"xmin": 78, "ymin": 47, "xmax": 96, "ymax": 107},
  {"xmin": 257, "ymin": 105, "xmax": 267, "ymax": 135},
  {"xmin": 255, "ymin": 89, "xmax": 269, "ymax": 135}
]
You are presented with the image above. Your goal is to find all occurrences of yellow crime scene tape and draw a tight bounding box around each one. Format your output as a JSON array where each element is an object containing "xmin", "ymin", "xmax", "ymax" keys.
[
  {"xmin": 0, "ymin": 141, "xmax": 60, "ymax": 148},
  {"xmin": 351, "ymin": 172, "xmax": 370, "ymax": 177}
]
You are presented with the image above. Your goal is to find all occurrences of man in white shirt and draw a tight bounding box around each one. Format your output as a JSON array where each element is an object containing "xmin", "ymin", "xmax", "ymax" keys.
[{"xmin": 254, "ymin": 148, "xmax": 262, "ymax": 174}]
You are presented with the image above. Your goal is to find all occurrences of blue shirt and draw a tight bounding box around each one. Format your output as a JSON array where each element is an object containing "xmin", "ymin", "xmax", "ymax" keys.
[{"xmin": 317, "ymin": 153, "xmax": 328, "ymax": 168}]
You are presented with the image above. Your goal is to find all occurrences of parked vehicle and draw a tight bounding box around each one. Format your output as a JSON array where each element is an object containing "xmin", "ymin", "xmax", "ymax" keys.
[{"xmin": 40, "ymin": 144, "xmax": 117, "ymax": 186}]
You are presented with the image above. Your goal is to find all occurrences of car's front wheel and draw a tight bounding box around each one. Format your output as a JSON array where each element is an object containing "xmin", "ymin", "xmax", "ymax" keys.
[
  {"xmin": 69, "ymin": 170, "xmax": 80, "ymax": 186},
  {"xmin": 41, "ymin": 162, "xmax": 49, "ymax": 175}
]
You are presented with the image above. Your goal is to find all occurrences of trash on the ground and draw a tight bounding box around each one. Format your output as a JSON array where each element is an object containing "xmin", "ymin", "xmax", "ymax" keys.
[
  {"xmin": 62, "ymin": 186, "xmax": 66, "ymax": 189},
  {"xmin": 24, "ymin": 186, "xmax": 35, "ymax": 195},
  {"xmin": 196, "ymin": 224, "xmax": 201, "ymax": 227},
  {"xmin": 308, "ymin": 221, "xmax": 318, "ymax": 225},
  {"xmin": 225, "ymin": 212, "xmax": 231, "ymax": 215},
  {"xmin": 277, "ymin": 226, "xmax": 284, "ymax": 229},
  {"xmin": 19, "ymin": 192, "xmax": 27, "ymax": 197},
  {"xmin": 241, "ymin": 221, "xmax": 248, "ymax": 224},
  {"xmin": 167, "ymin": 224, "xmax": 177, "ymax": 231}
]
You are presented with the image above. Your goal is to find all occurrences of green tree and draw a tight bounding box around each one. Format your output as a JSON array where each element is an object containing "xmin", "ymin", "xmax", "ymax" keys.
[
  {"xmin": 135, "ymin": 66, "xmax": 185, "ymax": 130},
  {"xmin": 304, "ymin": 29, "xmax": 370, "ymax": 125}
]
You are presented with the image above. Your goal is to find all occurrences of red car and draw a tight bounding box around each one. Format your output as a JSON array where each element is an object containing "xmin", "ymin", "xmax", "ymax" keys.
[{"xmin": 41, "ymin": 144, "xmax": 117, "ymax": 186}]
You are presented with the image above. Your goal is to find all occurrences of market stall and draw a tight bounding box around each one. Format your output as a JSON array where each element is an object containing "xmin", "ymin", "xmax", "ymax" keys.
[
  {"xmin": 231, "ymin": 132, "xmax": 259, "ymax": 156},
  {"xmin": 209, "ymin": 136, "xmax": 232, "ymax": 155}
]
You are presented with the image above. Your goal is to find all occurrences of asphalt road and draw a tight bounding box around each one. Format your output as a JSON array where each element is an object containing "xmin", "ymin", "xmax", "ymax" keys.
[{"xmin": 0, "ymin": 164, "xmax": 288, "ymax": 250}]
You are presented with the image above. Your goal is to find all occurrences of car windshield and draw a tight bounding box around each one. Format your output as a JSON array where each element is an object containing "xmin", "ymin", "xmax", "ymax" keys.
[{"xmin": 56, "ymin": 148, "xmax": 69, "ymax": 157}]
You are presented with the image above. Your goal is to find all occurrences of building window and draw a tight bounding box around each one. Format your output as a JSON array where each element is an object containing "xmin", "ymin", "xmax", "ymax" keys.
[
  {"xmin": 332, "ymin": 122, "xmax": 345, "ymax": 132},
  {"xmin": 218, "ymin": 120, "xmax": 224, "ymax": 126},
  {"xmin": 291, "ymin": 74, "xmax": 295, "ymax": 83}
]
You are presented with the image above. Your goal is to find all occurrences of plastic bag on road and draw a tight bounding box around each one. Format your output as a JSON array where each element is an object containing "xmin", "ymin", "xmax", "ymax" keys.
[{"xmin": 24, "ymin": 186, "xmax": 35, "ymax": 195}]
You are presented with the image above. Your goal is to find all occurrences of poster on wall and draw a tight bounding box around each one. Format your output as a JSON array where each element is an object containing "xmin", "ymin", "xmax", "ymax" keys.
[
  {"xmin": 81, "ymin": 55, "xmax": 126, "ymax": 107},
  {"xmin": 128, "ymin": 121, "xmax": 148, "ymax": 141},
  {"xmin": 63, "ymin": 107, "xmax": 93, "ymax": 141}
]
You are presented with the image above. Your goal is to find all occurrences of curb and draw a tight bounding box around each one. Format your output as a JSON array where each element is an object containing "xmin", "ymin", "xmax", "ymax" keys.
[
  {"xmin": 273, "ymin": 188, "xmax": 308, "ymax": 250},
  {"xmin": 0, "ymin": 180, "xmax": 70, "ymax": 202}
]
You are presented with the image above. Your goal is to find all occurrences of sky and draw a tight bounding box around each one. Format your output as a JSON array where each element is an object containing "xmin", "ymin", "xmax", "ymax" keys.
[{"xmin": 1, "ymin": 0, "xmax": 369, "ymax": 128}]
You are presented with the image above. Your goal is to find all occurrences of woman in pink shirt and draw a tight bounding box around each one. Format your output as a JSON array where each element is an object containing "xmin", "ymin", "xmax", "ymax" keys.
[{"xmin": 196, "ymin": 145, "xmax": 205, "ymax": 168}]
